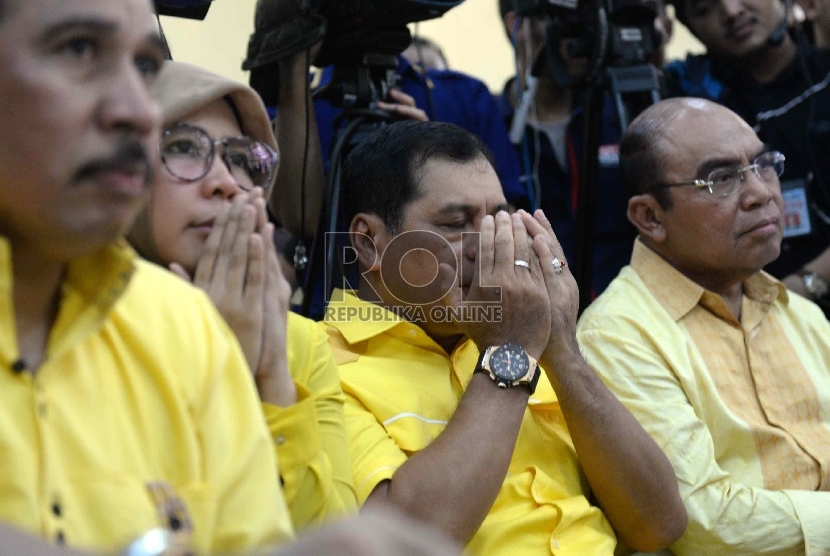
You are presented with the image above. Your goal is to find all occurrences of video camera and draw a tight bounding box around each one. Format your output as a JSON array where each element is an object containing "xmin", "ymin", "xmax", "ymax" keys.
[
  {"xmin": 246, "ymin": 0, "xmax": 463, "ymax": 108},
  {"xmin": 514, "ymin": 0, "xmax": 658, "ymax": 87},
  {"xmin": 310, "ymin": 0, "xmax": 464, "ymax": 108},
  {"xmin": 154, "ymin": 0, "xmax": 215, "ymax": 20},
  {"xmin": 511, "ymin": 0, "xmax": 662, "ymax": 313},
  {"xmin": 313, "ymin": 0, "xmax": 463, "ymax": 67}
]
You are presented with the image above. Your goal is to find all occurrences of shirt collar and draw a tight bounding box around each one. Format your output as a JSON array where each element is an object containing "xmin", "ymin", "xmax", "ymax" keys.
[
  {"xmin": 325, "ymin": 289, "xmax": 414, "ymax": 345},
  {"xmin": 0, "ymin": 236, "xmax": 136, "ymax": 306},
  {"xmin": 630, "ymin": 238, "xmax": 788, "ymax": 322},
  {"xmin": 396, "ymin": 55, "xmax": 418, "ymax": 79},
  {"xmin": 0, "ymin": 237, "xmax": 137, "ymax": 366},
  {"xmin": 325, "ymin": 289, "xmax": 460, "ymax": 356},
  {"xmin": 64, "ymin": 239, "xmax": 137, "ymax": 309}
]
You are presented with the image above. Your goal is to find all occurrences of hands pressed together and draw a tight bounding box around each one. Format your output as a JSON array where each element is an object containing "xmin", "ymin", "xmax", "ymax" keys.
[
  {"xmin": 438, "ymin": 208, "xmax": 580, "ymax": 365},
  {"xmin": 170, "ymin": 189, "xmax": 297, "ymax": 407}
]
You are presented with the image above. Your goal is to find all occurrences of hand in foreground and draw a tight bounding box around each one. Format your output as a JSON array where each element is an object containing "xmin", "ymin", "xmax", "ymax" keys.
[
  {"xmin": 267, "ymin": 509, "xmax": 462, "ymax": 556},
  {"xmin": 377, "ymin": 89, "xmax": 429, "ymax": 122},
  {"xmin": 438, "ymin": 211, "xmax": 551, "ymax": 360},
  {"xmin": 519, "ymin": 209, "xmax": 581, "ymax": 358}
]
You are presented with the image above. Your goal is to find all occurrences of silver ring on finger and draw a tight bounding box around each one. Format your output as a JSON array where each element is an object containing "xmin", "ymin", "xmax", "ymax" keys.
[
  {"xmin": 552, "ymin": 257, "xmax": 565, "ymax": 274},
  {"xmin": 514, "ymin": 260, "xmax": 531, "ymax": 270}
]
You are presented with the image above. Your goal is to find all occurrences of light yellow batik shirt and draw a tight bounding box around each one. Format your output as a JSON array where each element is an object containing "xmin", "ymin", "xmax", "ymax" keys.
[
  {"xmin": 578, "ymin": 239, "xmax": 830, "ymax": 556},
  {"xmin": 0, "ymin": 238, "xmax": 293, "ymax": 554},
  {"xmin": 322, "ymin": 290, "xmax": 616, "ymax": 556}
]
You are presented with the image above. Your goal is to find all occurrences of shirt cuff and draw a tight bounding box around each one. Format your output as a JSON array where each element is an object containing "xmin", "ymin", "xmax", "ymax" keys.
[
  {"xmin": 783, "ymin": 489, "xmax": 830, "ymax": 555},
  {"xmin": 262, "ymin": 383, "xmax": 320, "ymax": 470}
]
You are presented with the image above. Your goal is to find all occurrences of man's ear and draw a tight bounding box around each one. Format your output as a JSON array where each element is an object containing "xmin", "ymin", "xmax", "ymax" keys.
[
  {"xmin": 503, "ymin": 11, "xmax": 518, "ymax": 41},
  {"xmin": 662, "ymin": 16, "xmax": 674, "ymax": 44},
  {"xmin": 349, "ymin": 213, "xmax": 387, "ymax": 272},
  {"xmin": 627, "ymin": 194, "xmax": 668, "ymax": 244}
]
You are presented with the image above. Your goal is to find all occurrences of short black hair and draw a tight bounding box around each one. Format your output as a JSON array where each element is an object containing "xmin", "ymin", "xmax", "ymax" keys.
[
  {"xmin": 620, "ymin": 110, "xmax": 673, "ymax": 210},
  {"xmin": 341, "ymin": 121, "xmax": 496, "ymax": 233},
  {"xmin": 499, "ymin": 0, "xmax": 514, "ymax": 17}
]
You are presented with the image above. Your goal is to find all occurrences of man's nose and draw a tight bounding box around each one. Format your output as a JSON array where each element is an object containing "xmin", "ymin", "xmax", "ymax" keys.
[
  {"xmin": 99, "ymin": 63, "xmax": 161, "ymax": 137},
  {"xmin": 740, "ymin": 167, "xmax": 776, "ymax": 209},
  {"xmin": 720, "ymin": 0, "xmax": 746, "ymax": 20}
]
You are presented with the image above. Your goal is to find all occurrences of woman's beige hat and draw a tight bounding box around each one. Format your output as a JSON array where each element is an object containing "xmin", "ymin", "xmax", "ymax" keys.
[{"xmin": 152, "ymin": 60, "xmax": 277, "ymax": 152}]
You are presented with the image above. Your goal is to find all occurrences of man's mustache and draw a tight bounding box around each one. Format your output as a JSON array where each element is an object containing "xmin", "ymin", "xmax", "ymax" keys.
[{"xmin": 74, "ymin": 140, "xmax": 153, "ymax": 186}]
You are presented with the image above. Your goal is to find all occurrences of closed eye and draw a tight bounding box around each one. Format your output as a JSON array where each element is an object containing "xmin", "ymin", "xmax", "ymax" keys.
[
  {"xmin": 442, "ymin": 221, "xmax": 470, "ymax": 229},
  {"xmin": 135, "ymin": 53, "xmax": 163, "ymax": 80},
  {"xmin": 57, "ymin": 35, "xmax": 98, "ymax": 62}
]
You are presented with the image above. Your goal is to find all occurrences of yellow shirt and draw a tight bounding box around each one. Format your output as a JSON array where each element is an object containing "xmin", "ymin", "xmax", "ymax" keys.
[
  {"xmin": 577, "ymin": 239, "xmax": 830, "ymax": 556},
  {"xmin": 262, "ymin": 312, "xmax": 357, "ymax": 530},
  {"xmin": 322, "ymin": 290, "xmax": 616, "ymax": 556},
  {"xmin": 0, "ymin": 239, "xmax": 293, "ymax": 554}
]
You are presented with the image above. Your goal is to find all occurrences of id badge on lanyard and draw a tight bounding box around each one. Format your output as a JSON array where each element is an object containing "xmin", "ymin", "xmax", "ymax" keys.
[{"xmin": 780, "ymin": 178, "xmax": 813, "ymax": 238}]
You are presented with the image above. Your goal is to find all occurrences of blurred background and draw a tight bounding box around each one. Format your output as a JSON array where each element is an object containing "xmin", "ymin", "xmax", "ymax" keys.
[{"xmin": 160, "ymin": 0, "xmax": 704, "ymax": 92}]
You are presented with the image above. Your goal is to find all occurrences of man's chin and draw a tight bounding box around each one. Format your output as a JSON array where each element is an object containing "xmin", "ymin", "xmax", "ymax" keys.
[
  {"xmin": 721, "ymin": 35, "xmax": 771, "ymax": 61},
  {"xmin": 754, "ymin": 241, "xmax": 783, "ymax": 272},
  {"xmin": 57, "ymin": 211, "xmax": 143, "ymax": 257}
]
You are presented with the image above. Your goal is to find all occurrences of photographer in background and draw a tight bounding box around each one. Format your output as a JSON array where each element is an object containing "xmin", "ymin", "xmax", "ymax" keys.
[
  {"xmin": 497, "ymin": 0, "xmax": 661, "ymax": 297},
  {"xmin": 245, "ymin": 0, "xmax": 525, "ymax": 319},
  {"xmin": 402, "ymin": 36, "xmax": 450, "ymax": 72},
  {"xmin": 244, "ymin": 0, "xmax": 526, "ymax": 235},
  {"xmin": 665, "ymin": 0, "xmax": 830, "ymax": 315}
]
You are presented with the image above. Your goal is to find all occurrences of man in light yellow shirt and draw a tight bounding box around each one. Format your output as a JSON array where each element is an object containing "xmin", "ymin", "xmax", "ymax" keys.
[
  {"xmin": 0, "ymin": 0, "xmax": 293, "ymax": 552},
  {"xmin": 578, "ymin": 98, "xmax": 830, "ymax": 555},
  {"xmin": 322, "ymin": 120, "xmax": 687, "ymax": 555}
]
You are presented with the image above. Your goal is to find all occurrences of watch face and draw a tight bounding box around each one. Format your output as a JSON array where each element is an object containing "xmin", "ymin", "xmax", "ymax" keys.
[{"xmin": 489, "ymin": 343, "xmax": 530, "ymax": 381}]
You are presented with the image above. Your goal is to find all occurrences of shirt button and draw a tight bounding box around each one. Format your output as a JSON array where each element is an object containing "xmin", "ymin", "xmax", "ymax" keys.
[
  {"xmin": 55, "ymin": 531, "xmax": 65, "ymax": 545},
  {"xmin": 275, "ymin": 435, "xmax": 286, "ymax": 445},
  {"xmin": 38, "ymin": 403, "xmax": 47, "ymax": 418},
  {"xmin": 52, "ymin": 503, "xmax": 61, "ymax": 517}
]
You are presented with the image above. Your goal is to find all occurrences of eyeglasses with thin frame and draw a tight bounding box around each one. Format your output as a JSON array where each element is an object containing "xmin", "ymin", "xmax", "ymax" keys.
[
  {"xmin": 651, "ymin": 151, "xmax": 786, "ymax": 198},
  {"xmin": 159, "ymin": 123, "xmax": 279, "ymax": 191}
]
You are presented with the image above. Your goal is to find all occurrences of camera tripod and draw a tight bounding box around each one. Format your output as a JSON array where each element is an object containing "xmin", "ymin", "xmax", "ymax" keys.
[
  {"xmin": 573, "ymin": 63, "xmax": 662, "ymax": 312},
  {"xmin": 300, "ymin": 59, "xmax": 403, "ymax": 317}
]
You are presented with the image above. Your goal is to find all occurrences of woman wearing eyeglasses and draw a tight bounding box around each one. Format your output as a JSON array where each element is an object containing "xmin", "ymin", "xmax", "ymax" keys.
[{"xmin": 127, "ymin": 61, "xmax": 356, "ymax": 531}]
